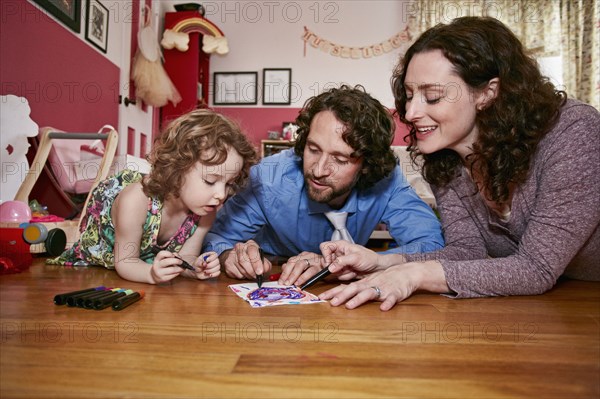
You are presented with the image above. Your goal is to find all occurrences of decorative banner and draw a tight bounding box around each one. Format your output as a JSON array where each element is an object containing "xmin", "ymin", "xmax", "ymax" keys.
[{"xmin": 302, "ymin": 26, "xmax": 411, "ymax": 59}]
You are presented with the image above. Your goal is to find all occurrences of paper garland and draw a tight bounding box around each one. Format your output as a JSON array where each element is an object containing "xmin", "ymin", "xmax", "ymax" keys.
[{"xmin": 302, "ymin": 26, "xmax": 412, "ymax": 59}]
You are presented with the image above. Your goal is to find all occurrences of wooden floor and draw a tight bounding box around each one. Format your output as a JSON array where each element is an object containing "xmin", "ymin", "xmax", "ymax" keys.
[{"xmin": 1, "ymin": 257, "xmax": 599, "ymax": 399}]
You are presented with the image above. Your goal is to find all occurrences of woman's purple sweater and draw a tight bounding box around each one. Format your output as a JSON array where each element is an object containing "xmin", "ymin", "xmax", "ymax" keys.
[{"xmin": 406, "ymin": 99, "xmax": 600, "ymax": 298}]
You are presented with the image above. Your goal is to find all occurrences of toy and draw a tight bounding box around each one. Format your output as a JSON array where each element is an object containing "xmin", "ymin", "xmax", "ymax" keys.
[
  {"xmin": 0, "ymin": 127, "xmax": 118, "ymax": 255},
  {"xmin": 0, "ymin": 228, "xmax": 32, "ymax": 274},
  {"xmin": 21, "ymin": 223, "xmax": 67, "ymax": 256},
  {"xmin": 0, "ymin": 200, "xmax": 32, "ymax": 223}
]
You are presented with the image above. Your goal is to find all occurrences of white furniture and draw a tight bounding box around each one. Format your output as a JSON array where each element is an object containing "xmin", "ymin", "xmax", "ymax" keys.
[
  {"xmin": 370, "ymin": 147, "xmax": 436, "ymax": 241},
  {"xmin": 392, "ymin": 146, "xmax": 436, "ymax": 208},
  {"xmin": 0, "ymin": 95, "xmax": 39, "ymax": 204}
]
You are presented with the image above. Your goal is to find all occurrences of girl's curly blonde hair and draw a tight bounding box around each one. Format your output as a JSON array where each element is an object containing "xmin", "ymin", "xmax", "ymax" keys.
[{"xmin": 143, "ymin": 109, "xmax": 258, "ymax": 201}]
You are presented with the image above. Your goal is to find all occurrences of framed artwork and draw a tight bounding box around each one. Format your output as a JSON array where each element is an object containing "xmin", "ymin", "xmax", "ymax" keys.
[
  {"xmin": 85, "ymin": 0, "xmax": 109, "ymax": 53},
  {"xmin": 263, "ymin": 68, "xmax": 292, "ymax": 105},
  {"xmin": 213, "ymin": 72, "xmax": 258, "ymax": 105},
  {"xmin": 32, "ymin": 0, "xmax": 81, "ymax": 33}
]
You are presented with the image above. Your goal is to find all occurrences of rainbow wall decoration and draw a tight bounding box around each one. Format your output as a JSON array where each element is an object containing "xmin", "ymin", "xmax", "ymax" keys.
[
  {"xmin": 171, "ymin": 17, "xmax": 225, "ymax": 38},
  {"xmin": 161, "ymin": 16, "xmax": 229, "ymax": 55}
]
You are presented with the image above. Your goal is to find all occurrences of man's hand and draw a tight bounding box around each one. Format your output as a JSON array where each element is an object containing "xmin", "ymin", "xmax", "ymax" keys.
[
  {"xmin": 221, "ymin": 240, "xmax": 272, "ymax": 280},
  {"xmin": 278, "ymin": 251, "xmax": 325, "ymax": 286}
]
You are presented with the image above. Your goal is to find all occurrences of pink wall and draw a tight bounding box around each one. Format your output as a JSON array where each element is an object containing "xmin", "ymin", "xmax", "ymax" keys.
[
  {"xmin": 213, "ymin": 107, "xmax": 301, "ymax": 146},
  {"xmin": 391, "ymin": 113, "xmax": 411, "ymax": 145},
  {"xmin": 1, "ymin": 1, "xmax": 119, "ymax": 131},
  {"xmin": 214, "ymin": 107, "xmax": 410, "ymax": 148},
  {"xmin": 1, "ymin": 0, "xmax": 120, "ymax": 216}
]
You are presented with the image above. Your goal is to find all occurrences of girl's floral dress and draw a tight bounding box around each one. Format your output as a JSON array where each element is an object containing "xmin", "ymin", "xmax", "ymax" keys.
[{"xmin": 47, "ymin": 169, "xmax": 200, "ymax": 269}]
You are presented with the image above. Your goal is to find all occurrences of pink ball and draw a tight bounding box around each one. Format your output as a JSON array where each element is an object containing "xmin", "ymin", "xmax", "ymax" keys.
[{"xmin": 0, "ymin": 201, "xmax": 32, "ymax": 223}]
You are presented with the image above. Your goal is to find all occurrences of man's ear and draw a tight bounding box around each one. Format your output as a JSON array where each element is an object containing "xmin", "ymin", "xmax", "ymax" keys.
[{"xmin": 477, "ymin": 77, "xmax": 500, "ymax": 111}]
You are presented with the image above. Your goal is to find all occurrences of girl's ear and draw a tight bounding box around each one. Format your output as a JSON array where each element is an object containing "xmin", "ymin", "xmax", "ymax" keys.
[{"xmin": 476, "ymin": 77, "xmax": 500, "ymax": 111}]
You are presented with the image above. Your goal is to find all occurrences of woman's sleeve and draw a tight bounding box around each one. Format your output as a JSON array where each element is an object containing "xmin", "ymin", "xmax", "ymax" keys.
[
  {"xmin": 442, "ymin": 104, "xmax": 600, "ymax": 298},
  {"xmin": 404, "ymin": 182, "xmax": 489, "ymax": 263}
]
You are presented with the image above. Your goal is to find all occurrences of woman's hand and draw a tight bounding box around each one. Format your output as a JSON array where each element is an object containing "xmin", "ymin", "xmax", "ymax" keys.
[
  {"xmin": 279, "ymin": 251, "xmax": 325, "ymax": 286},
  {"xmin": 320, "ymin": 240, "xmax": 402, "ymax": 280},
  {"xmin": 319, "ymin": 261, "xmax": 450, "ymax": 311},
  {"xmin": 150, "ymin": 249, "xmax": 186, "ymax": 284}
]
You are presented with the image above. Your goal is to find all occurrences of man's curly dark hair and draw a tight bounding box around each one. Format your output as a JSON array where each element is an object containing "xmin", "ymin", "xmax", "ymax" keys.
[
  {"xmin": 293, "ymin": 84, "xmax": 396, "ymax": 190},
  {"xmin": 391, "ymin": 16, "xmax": 566, "ymax": 203}
]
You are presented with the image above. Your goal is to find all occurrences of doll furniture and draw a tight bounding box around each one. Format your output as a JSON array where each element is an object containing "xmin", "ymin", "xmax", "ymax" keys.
[{"xmin": 0, "ymin": 127, "xmax": 119, "ymax": 254}]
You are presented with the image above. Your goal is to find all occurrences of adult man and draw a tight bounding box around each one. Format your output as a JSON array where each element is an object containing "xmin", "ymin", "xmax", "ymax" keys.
[{"xmin": 203, "ymin": 85, "xmax": 443, "ymax": 285}]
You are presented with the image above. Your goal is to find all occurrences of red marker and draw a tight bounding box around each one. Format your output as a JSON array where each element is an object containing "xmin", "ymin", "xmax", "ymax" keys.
[{"xmin": 269, "ymin": 273, "xmax": 281, "ymax": 281}]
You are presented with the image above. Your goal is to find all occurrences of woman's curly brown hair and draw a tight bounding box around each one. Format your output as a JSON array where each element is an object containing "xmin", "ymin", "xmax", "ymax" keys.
[
  {"xmin": 391, "ymin": 16, "xmax": 566, "ymax": 203},
  {"xmin": 143, "ymin": 109, "xmax": 258, "ymax": 201},
  {"xmin": 293, "ymin": 84, "xmax": 396, "ymax": 190}
]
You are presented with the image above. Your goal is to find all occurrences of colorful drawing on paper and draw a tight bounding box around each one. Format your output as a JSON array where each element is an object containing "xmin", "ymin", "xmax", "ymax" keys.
[
  {"xmin": 229, "ymin": 282, "xmax": 326, "ymax": 308},
  {"xmin": 248, "ymin": 286, "xmax": 305, "ymax": 301}
]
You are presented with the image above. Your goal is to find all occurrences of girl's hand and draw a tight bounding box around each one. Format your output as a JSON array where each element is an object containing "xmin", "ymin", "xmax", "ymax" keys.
[
  {"xmin": 318, "ymin": 261, "xmax": 449, "ymax": 311},
  {"xmin": 194, "ymin": 251, "xmax": 221, "ymax": 280},
  {"xmin": 150, "ymin": 250, "xmax": 186, "ymax": 284}
]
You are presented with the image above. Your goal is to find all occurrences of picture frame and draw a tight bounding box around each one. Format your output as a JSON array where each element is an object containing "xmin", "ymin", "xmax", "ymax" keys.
[
  {"xmin": 32, "ymin": 0, "xmax": 81, "ymax": 33},
  {"xmin": 213, "ymin": 72, "xmax": 258, "ymax": 105},
  {"xmin": 85, "ymin": 0, "xmax": 109, "ymax": 53},
  {"xmin": 263, "ymin": 68, "xmax": 292, "ymax": 105}
]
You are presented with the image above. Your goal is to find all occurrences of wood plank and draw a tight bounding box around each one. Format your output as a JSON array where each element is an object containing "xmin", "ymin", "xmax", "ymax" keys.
[{"xmin": 1, "ymin": 258, "xmax": 598, "ymax": 398}]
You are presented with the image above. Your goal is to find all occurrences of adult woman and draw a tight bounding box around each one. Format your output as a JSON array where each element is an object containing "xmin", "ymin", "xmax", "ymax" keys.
[{"xmin": 318, "ymin": 16, "xmax": 600, "ymax": 310}]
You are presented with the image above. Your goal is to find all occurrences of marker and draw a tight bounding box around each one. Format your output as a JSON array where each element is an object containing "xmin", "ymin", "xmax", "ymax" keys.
[
  {"xmin": 299, "ymin": 262, "xmax": 334, "ymax": 290},
  {"xmin": 269, "ymin": 273, "xmax": 281, "ymax": 281},
  {"xmin": 256, "ymin": 248, "xmax": 264, "ymax": 288},
  {"xmin": 203, "ymin": 255, "xmax": 210, "ymax": 261},
  {"xmin": 173, "ymin": 255, "xmax": 196, "ymax": 271},
  {"xmin": 83, "ymin": 288, "xmax": 124, "ymax": 309},
  {"xmin": 79, "ymin": 288, "xmax": 122, "ymax": 308},
  {"xmin": 151, "ymin": 246, "xmax": 195, "ymax": 271},
  {"xmin": 54, "ymin": 286, "xmax": 106, "ymax": 305},
  {"xmin": 93, "ymin": 289, "xmax": 134, "ymax": 310},
  {"xmin": 66, "ymin": 287, "xmax": 112, "ymax": 307},
  {"xmin": 112, "ymin": 291, "xmax": 145, "ymax": 311}
]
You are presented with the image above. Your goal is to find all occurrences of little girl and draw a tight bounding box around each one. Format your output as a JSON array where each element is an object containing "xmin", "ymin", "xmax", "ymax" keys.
[{"xmin": 48, "ymin": 109, "xmax": 258, "ymax": 284}]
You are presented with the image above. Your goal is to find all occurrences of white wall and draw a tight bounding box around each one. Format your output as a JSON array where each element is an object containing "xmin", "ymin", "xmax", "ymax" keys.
[
  {"xmin": 28, "ymin": 0, "xmax": 565, "ymax": 110},
  {"xmin": 158, "ymin": 0, "xmax": 411, "ymax": 108},
  {"xmin": 538, "ymin": 55, "xmax": 564, "ymax": 90}
]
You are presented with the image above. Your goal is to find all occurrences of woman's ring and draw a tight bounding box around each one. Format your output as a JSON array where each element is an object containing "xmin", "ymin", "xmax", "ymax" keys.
[
  {"xmin": 303, "ymin": 259, "xmax": 310, "ymax": 268},
  {"xmin": 371, "ymin": 286, "xmax": 381, "ymax": 298}
]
